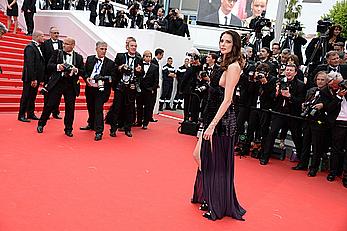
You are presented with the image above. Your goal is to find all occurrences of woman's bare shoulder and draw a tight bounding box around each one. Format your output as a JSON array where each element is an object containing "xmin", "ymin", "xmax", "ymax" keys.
[{"xmin": 227, "ymin": 62, "xmax": 241, "ymax": 71}]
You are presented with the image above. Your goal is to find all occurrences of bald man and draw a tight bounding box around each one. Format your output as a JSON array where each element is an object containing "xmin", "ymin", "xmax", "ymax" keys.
[{"xmin": 37, "ymin": 37, "xmax": 84, "ymax": 137}]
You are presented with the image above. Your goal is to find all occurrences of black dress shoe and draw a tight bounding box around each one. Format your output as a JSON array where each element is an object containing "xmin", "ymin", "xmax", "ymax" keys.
[
  {"xmin": 202, "ymin": 211, "xmax": 213, "ymax": 220},
  {"xmin": 18, "ymin": 117, "xmax": 31, "ymax": 122},
  {"xmin": 94, "ymin": 133, "xmax": 102, "ymax": 141},
  {"xmin": 142, "ymin": 125, "xmax": 148, "ymax": 130},
  {"xmin": 342, "ymin": 178, "xmax": 347, "ymax": 188},
  {"xmin": 150, "ymin": 118, "xmax": 158, "ymax": 122},
  {"xmin": 134, "ymin": 122, "xmax": 142, "ymax": 127},
  {"xmin": 65, "ymin": 131, "xmax": 73, "ymax": 137},
  {"xmin": 199, "ymin": 201, "xmax": 208, "ymax": 211},
  {"xmin": 80, "ymin": 125, "xmax": 92, "ymax": 130},
  {"xmin": 308, "ymin": 169, "xmax": 317, "ymax": 177},
  {"xmin": 52, "ymin": 114, "xmax": 62, "ymax": 119},
  {"xmin": 125, "ymin": 130, "xmax": 132, "ymax": 137},
  {"xmin": 37, "ymin": 125, "xmax": 43, "ymax": 133},
  {"xmin": 110, "ymin": 129, "xmax": 117, "ymax": 137},
  {"xmin": 259, "ymin": 159, "xmax": 268, "ymax": 165},
  {"xmin": 327, "ymin": 173, "xmax": 336, "ymax": 182},
  {"xmin": 291, "ymin": 164, "xmax": 308, "ymax": 171},
  {"xmin": 27, "ymin": 114, "xmax": 39, "ymax": 120}
]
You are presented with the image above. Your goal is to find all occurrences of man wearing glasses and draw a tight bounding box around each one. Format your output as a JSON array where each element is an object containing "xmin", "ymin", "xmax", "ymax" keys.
[
  {"xmin": 201, "ymin": 0, "xmax": 242, "ymax": 27},
  {"xmin": 42, "ymin": 27, "xmax": 64, "ymax": 119},
  {"xmin": 37, "ymin": 37, "xmax": 85, "ymax": 137}
]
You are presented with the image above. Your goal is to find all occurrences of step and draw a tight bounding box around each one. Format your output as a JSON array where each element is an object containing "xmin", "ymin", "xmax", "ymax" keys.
[
  {"xmin": 0, "ymin": 78, "xmax": 23, "ymax": 87},
  {"xmin": 0, "ymin": 45, "xmax": 24, "ymax": 53},
  {"xmin": 0, "ymin": 86, "xmax": 90, "ymax": 95},
  {"xmin": 1, "ymin": 64, "xmax": 23, "ymax": 73},
  {"xmin": 0, "ymin": 72, "xmax": 23, "ymax": 79},
  {"xmin": 0, "ymin": 51, "xmax": 24, "ymax": 59},
  {"xmin": 0, "ymin": 40, "xmax": 27, "ymax": 49},
  {"xmin": 1, "ymin": 35, "xmax": 31, "ymax": 44},
  {"xmin": 0, "ymin": 57, "xmax": 24, "ymax": 66},
  {"xmin": 0, "ymin": 94, "xmax": 90, "ymax": 103}
]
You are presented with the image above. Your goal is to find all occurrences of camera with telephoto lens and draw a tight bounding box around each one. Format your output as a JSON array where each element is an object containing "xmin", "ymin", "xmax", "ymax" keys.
[
  {"xmin": 301, "ymin": 101, "xmax": 318, "ymax": 117},
  {"xmin": 62, "ymin": 63, "xmax": 74, "ymax": 73},
  {"xmin": 285, "ymin": 21, "xmax": 302, "ymax": 32},
  {"xmin": 338, "ymin": 79, "xmax": 347, "ymax": 90},
  {"xmin": 255, "ymin": 71, "xmax": 267, "ymax": 81},
  {"xmin": 195, "ymin": 85, "xmax": 207, "ymax": 93},
  {"xmin": 316, "ymin": 19, "xmax": 332, "ymax": 34},
  {"xmin": 250, "ymin": 11, "xmax": 271, "ymax": 32},
  {"xmin": 280, "ymin": 76, "xmax": 288, "ymax": 90},
  {"xmin": 94, "ymin": 74, "xmax": 112, "ymax": 91},
  {"xmin": 121, "ymin": 64, "xmax": 133, "ymax": 76}
]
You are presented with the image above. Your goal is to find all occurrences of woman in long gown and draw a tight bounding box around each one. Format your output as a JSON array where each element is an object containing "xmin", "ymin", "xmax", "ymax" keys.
[{"xmin": 192, "ymin": 30, "xmax": 246, "ymax": 221}]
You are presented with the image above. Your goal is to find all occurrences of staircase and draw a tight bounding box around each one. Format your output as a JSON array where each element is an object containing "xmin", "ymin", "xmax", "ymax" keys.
[{"xmin": 0, "ymin": 11, "xmax": 113, "ymax": 113}]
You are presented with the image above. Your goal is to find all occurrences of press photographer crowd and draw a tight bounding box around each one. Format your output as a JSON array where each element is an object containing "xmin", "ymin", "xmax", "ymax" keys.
[{"xmin": 40, "ymin": 0, "xmax": 190, "ymax": 38}]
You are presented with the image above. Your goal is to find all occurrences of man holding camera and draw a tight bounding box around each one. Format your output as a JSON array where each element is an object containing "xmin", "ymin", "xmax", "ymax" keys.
[
  {"xmin": 37, "ymin": 37, "xmax": 85, "ymax": 137},
  {"xmin": 159, "ymin": 57, "xmax": 176, "ymax": 111},
  {"xmin": 18, "ymin": 31, "xmax": 45, "ymax": 122},
  {"xmin": 281, "ymin": 29, "xmax": 307, "ymax": 66},
  {"xmin": 260, "ymin": 64, "xmax": 306, "ymax": 165},
  {"xmin": 320, "ymin": 73, "xmax": 347, "ymax": 187},
  {"xmin": 109, "ymin": 37, "xmax": 143, "ymax": 138},
  {"xmin": 80, "ymin": 41, "xmax": 115, "ymax": 141},
  {"xmin": 173, "ymin": 57, "xmax": 190, "ymax": 111},
  {"xmin": 146, "ymin": 7, "xmax": 167, "ymax": 32},
  {"xmin": 99, "ymin": 0, "xmax": 116, "ymax": 27}
]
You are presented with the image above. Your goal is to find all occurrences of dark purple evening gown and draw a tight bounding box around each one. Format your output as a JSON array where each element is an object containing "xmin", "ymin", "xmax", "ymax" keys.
[{"xmin": 192, "ymin": 67, "xmax": 246, "ymax": 221}]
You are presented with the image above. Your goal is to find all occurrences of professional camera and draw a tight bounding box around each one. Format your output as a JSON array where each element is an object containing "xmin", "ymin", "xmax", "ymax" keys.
[
  {"xmin": 316, "ymin": 19, "xmax": 332, "ymax": 34},
  {"xmin": 142, "ymin": 0, "xmax": 155, "ymax": 8},
  {"xmin": 338, "ymin": 79, "xmax": 347, "ymax": 90},
  {"xmin": 121, "ymin": 64, "xmax": 133, "ymax": 76},
  {"xmin": 255, "ymin": 71, "xmax": 267, "ymax": 81},
  {"xmin": 301, "ymin": 102, "xmax": 318, "ymax": 117},
  {"xmin": 94, "ymin": 74, "xmax": 112, "ymax": 91},
  {"xmin": 186, "ymin": 52, "xmax": 200, "ymax": 61},
  {"xmin": 280, "ymin": 76, "xmax": 288, "ymax": 90},
  {"xmin": 285, "ymin": 21, "xmax": 302, "ymax": 32},
  {"xmin": 195, "ymin": 85, "xmax": 207, "ymax": 93},
  {"xmin": 62, "ymin": 63, "xmax": 74, "ymax": 73},
  {"xmin": 250, "ymin": 11, "xmax": 271, "ymax": 32}
]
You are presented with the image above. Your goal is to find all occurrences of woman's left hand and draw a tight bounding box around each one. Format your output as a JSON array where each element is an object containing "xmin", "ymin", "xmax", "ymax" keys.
[{"xmin": 203, "ymin": 126, "xmax": 214, "ymax": 140}]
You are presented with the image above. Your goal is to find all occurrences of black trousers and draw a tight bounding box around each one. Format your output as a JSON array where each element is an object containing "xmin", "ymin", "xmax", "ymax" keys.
[
  {"xmin": 262, "ymin": 115, "xmax": 303, "ymax": 161},
  {"xmin": 149, "ymin": 89, "xmax": 157, "ymax": 118},
  {"xmin": 85, "ymin": 86, "xmax": 109, "ymax": 134},
  {"xmin": 43, "ymin": 89, "xmax": 60, "ymax": 116},
  {"xmin": 160, "ymin": 80, "xmax": 173, "ymax": 102},
  {"xmin": 236, "ymin": 106, "xmax": 250, "ymax": 139},
  {"xmin": 18, "ymin": 81, "xmax": 38, "ymax": 117},
  {"xmin": 136, "ymin": 89, "xmax": 154, "ymax": 126},
  {"xmin": 109, "ymin": 85, "xmax": 136, "ymax": 132},
  {"xmin": 39, "ymin": 79, "xmax": 76, "ymax": 132},
  {"xmin": 330, "ymin": 121, "xmax": 347, "ymax": 176},
  {"xmin": 23, "ymin": 11, "xmax": 34, "ymax": 34},
  {"xmin": 183, "ymin": 93, "xmax": 200, "ymax": 122},
  {"xmin": 247, "ymin": 109, "xmax": 271, "ymax": 148}
]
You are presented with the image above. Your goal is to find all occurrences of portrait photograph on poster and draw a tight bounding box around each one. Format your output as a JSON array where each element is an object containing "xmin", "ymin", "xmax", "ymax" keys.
[{"xmin": 197, "ymin": 0, "xmax": 278, "ymax": 29}]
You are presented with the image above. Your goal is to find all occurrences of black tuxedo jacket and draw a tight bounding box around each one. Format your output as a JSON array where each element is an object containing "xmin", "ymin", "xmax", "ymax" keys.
[
  {"xmin": 281, "ymin": 36, "xmax": 307, "ymax": 65},
  {"xmin": 22, "ymin": 42, "xmax": 45, "ymax": 83},
  {"xmin": 151, "ymin": 57, "xmax": 159, "ymax": 66},
  {"xmin": 47, "ymin": 49, "xmax": 85, "ymax": 96},
  {"xmin": 320, "ymin": 86, "xmax": 347, "ymax": 125},
  {"xmin": 201, "ymin": 11, "xmax": 242, "ymax": 27},
  {"xmin": 114, "ymin": 52, "xmax": 143, "ymax": 85},
  {"xmin": 309, "ymin": 64, "xmax": 347, "ymax": 88},
  {"xmin": 140, "ymin": 63, "xmax": 159, "ymax": 91},
  {"xmin": 84, "ymin": 55, "xmax": 116, "ymax": 96},
  {"xmin": 42, "ymin": 39, "xmax": 63, "ymax": 80},
  {"xmin": 21, "ymin": 0, "xmax": 36, "ymax": 12}
]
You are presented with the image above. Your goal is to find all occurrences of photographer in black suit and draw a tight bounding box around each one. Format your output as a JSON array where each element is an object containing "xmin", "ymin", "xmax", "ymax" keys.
[
  {"xmin": 135, "ymin": 50, "xmax": 159, "ymax": 129},
  {"xmin": 260, "ymin": 64, "xmax": 306, "ymax": 165},
  {"xmin": 21, "ymin": 0, "xmax": 36, "ymax": 35},
  {"xmin": 18, "ymin": 31, "xmax": 45, "ymax": 122},
  {"xmin": 109, "ymin": 37, "xmax": 143, "ymax": 138},
  {"xmin": 41, "ymin": 26, "xmax": 63, "ymax": 119},
  {"xmin": 320, "ymin": 72, "xmax": 347, "ymax": 188},
  {"xmin": 281, "ymin": 30, "xmax": 307, "ymax": 66},
  {"xmin": 37, "ymin": 37, "xmax": 85, "ymax": 137},
  {"xmin": 80, "ymin": 41, "xmax": 115, "ymax": 141},
  {"xmin": 99, "ymin": 0, "xmax": 115, "ymax": 27}
]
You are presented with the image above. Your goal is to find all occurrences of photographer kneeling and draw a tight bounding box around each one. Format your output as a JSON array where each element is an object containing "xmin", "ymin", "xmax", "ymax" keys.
[
  {"xmin": 292, "ymin": 71, "xmax": 329, "ymax": 176},
  {"xmin": 320, "ymin": 72, "xmax": 347, "ymax": 188}
]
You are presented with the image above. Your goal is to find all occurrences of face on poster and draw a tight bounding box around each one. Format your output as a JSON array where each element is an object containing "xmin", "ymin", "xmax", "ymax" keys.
[{"xmin": 197, "ymin": 0, "xmax": 278, "ymax": 29}]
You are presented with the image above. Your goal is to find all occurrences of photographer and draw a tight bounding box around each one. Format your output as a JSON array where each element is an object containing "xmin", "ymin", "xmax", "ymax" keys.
[
  {"xmin": 109, "ymin": 38, "xmax": 143, "ymax": 138},
  {"xmin": 146, "ymin": 7, "xmax": 167, "ymax": 32},
  {"xmin": 257, "ymin": 47, "xmax": 278, "ymax": 77},
  {"xmin": 320, "ymin": 72, "xmax": 347, "ymax": 188},
  {"xmin": 128, "ymin": 1, "xmax": 144, "ymax": 29},
  {"xmin": 173, "ymin": 57, "xmax": 190, "ymax": 110},
  {"xmin": 292, "ymin": 71, "xmax": 329, "ymax": 177},
  {"xmin": 80, "ymin": 41, "xmax": 115, "ymax": 141},
  {"xmin": 114, "ymin": 10, "xmax": 128, "ymax": 28},
  {"xmin": 259, "ymin": 64, "xmax": 306, "ymax": 165},
  {"xmin": 281, "ymin": 24, "xmax": 307, "ymax": 65},
  {"xmin": 99, "ymin": 0, "xmax": 115, "ymax": 27},
  {"xmin": 241, "ymin": 63, "xmax": 276, "ymax": 157},
  {"xmin": 159, "ymin": 57, "xmax": 176, "ymax": 111}
]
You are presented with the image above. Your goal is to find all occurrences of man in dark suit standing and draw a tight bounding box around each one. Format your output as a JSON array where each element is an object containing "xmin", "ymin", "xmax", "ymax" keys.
[
  {"xmin": 41, "ymin": 26, "xmax": 63, "ymax": 119},
  {"xmin": 37, "ymin": 37, "xmax": 84, "ymax": 137},
  {"xmin": 21, "ymin": 0, "xmax": 36, "ymax": 35},
  {"xmin": 109, "ymin": 37, "xmax": 143, "ymax": 138},
  {"xmin": 18, "ymin": 31, "xmax": 45, "ymax": 122},
  {"xmin": 80, "ymin": 41, "xmax": 115, "ymax": 141},
  {"xmin": 281, "ymin": 31, "xmax": 307, "ymax": 65},
  {"xmin": 200, "ymin": 0, "xmax": 242, "ymax": 27},
  {"xmin": 135, "ymin": 50, "xmax": 159, "ymax": 129}
]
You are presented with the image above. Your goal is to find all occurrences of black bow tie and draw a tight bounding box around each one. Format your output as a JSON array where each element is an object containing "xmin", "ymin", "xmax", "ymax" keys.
[
  {"xmin": 329, "ymin": 67, "xmax": 337, "ymax": 72},
  {"xmin": 52, "ymin": 41, "xmax": 58, "ymax": 44},
  {"xmin": 64, "ymin": 52, "xmax": 71, "ymax": 56},
  {"xmin": 96, "ymin": 58, "xmax": 102, "ymax": 62},
  {"xmin": 143, "ymin": 63, "xmax": 150, "ymax": 66}
]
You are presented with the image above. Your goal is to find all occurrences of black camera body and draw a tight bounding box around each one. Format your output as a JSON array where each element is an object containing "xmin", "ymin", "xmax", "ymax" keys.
[
  {"xmin": 94, "ymin": 74, "xmax": 112, "ymax": 91},
  {"xmin": 338, "ymin": 79, "xmax": 347, "ymax": 90},
  {"xmin": 280, "ymin": 76, "xmax": 289, "ymax": 90},
  {"xmin": 62, "ymin": 63, "xmax": 74, "ymax": 73},
  {"xmin": 317, "ymin": 19, "xmax": 332, "ymax": 34},
  {"xmin": 250, "ymin": 11, "xmax": 271, "ymax": 32},
  {"xmin": 285, "ymin": 21, "xmax": 302, "ymax": 32},
  {"xmin": 255, "ymin": 71, "xmax": 268, "ymax": 81},
  {"xmin": 301, "ymin": 102, "xmax": 318, "ymax": 117},
  {"xmin": 122, "ymin": 65, "xmax": 133, "ymax": 76}
]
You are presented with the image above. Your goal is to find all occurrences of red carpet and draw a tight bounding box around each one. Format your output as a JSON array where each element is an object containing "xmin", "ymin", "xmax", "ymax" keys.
[{"xmin": 0, "ymin": 111, "xmax": 346, "ymax": 231}]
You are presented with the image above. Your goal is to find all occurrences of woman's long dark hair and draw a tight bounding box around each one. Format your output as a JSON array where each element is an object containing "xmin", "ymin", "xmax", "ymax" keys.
[
  {"xmin": 220, "ymin": 30, "xmax": 244, "ymax": 70},
  {"xmin": 328, "ymin": 24, "xmax": 343, "ymax": 39}
]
